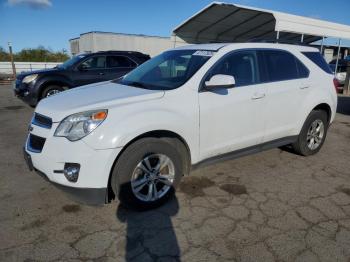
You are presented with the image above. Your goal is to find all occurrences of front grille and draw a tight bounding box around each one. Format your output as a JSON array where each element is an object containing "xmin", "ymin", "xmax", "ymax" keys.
[
  {"xmin": 32, "ymin": 113, "xmax": 52, "ymax": 129},
  {"xmin": 28, "ymin": 134, "xmax": 46, "ymax": 153}
]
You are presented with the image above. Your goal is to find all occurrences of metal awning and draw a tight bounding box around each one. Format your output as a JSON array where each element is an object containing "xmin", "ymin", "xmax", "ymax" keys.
[{"xmin": 173, "ymin": 2, "xmax": 350, "ymax": 44}]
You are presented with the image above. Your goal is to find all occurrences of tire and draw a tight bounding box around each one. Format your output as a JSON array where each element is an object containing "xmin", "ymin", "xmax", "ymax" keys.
[
  {"xmin": 111, "ymin": 137, "xmax": 184, "ymax": 210},
  {"xmin": 292, "ymin": 110, "xmax": 329, "ymax": 156},
  {"xmin": 41, "ymin": 85, "xmax": 64, "ymax": 99}
]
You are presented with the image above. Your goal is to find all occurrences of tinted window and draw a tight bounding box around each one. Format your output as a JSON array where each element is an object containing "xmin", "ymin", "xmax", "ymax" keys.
[
  {"xmin": 302, "ymin": 52, "xmax": 333, "ymax": 74},
  {"xmin": 264, "ymin": 50, "xmax": 299, "ymax": 81},
  {"xmin": 296, "ymin": 59, "xmax": 309, "ymax": 78},
  {"xmin": 329, "ymin": 60, "xmax": 349, "ymax": 73},
  {"xmin": 209, "ymin": 51, "xmax": 259, "ymax": 87},
  {"xmin": 107, "ymin": 56, "xmax": 137, "ymax": 68},
  {"xmin": 337, "ymin": 65, "xmax": 347, "ymax": 73},
  {"xmin": 80, "ymin": 56, "xmax": 106, "ymax": 69}
]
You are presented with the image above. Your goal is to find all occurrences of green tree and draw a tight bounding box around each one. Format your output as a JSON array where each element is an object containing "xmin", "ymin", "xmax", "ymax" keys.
[
  {"xmin": 0, "ymin": 46, "xmax": 70, "ymax": 62},
  {"xmin": 0, "ymin": 47, "xmax": 10, "ymax": 61}
]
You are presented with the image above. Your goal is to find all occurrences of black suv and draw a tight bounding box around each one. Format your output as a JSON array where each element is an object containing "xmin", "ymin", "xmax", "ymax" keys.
[{"xmin": 14, "ymin": 51, "xmax": 150, "ymax": 106}]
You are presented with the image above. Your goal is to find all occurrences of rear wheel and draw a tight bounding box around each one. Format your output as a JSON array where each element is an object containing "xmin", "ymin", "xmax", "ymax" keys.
[
  {"xmin": 292, "ymin": 110, "xmax": 329, "ymax": 156},
  {"xmin": 41, "ymin": 85, "xmax": 64, "ymax": 99},
  {"xmin": 111, "ymin": 138, "xmax": 184, "ymax": 210}
]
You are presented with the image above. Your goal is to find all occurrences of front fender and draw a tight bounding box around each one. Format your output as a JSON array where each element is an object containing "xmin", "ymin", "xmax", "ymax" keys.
[
  {"xmin": 34, "ymin": 75, "xmax": 73, "ymax": 95},
  {"xmin": 82, "ymin": 102, "xmax": 199, "ymax": 163}
]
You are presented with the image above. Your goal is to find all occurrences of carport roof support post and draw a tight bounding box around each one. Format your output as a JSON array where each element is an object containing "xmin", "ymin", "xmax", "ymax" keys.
[
  {"xmin": 320, "ymin": 36, "xmax": 325, "ymax": 54},
  {"xmin": 335, "ymin": 38, "xmax": 341, "ymax": 76}
]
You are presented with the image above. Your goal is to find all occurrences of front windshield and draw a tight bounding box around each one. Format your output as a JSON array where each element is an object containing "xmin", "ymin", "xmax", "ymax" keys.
[
  {"xmin": 118, "ymin": 50, "xmax": 214, "ymax": 90},
  {"xmin": 58, "ymin": 54, "xmax": 86, "ymax": 69}
]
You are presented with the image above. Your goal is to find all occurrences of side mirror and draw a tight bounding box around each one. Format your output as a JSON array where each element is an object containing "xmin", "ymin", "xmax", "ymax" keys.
[{"xmin": 204, "ymin": 74, "xmax": 235, "ymax": 89}]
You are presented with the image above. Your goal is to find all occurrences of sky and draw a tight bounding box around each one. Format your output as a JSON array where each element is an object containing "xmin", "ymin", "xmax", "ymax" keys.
[{"xmin": 1, "ymin": 0, "xmax": 350, "ymax": 54}]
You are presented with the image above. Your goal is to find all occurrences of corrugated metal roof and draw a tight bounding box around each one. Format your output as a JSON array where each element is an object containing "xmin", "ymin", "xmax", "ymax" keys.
[
  {"xmin": 173, "ymin": 2, "xmax": 350, "ymax": 44},
  {"xmin": 69, "ymin": 31, "xmax": 170, "ymax": 41}
]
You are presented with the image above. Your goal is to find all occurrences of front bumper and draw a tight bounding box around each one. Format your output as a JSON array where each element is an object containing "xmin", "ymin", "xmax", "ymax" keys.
[
  {"xmin": 24, "ymin": 122, "xmax": 122, "ymax": 205},
  {"xmin": 13, "ymin": 79, "xmax": 38, "ymax": 106}
]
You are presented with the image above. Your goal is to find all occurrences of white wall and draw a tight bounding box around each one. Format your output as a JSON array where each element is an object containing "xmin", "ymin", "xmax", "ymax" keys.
[
  {"xmin": 0, "ymin": 62, "xmax": 62, "ymax": 74},
  {"xmin": 92, "ymin": 33, "xmax": 173, "ymax": 57},
  {"xmin": 71, "ymin": 32, "xmax": 182, "ymax": 57}
]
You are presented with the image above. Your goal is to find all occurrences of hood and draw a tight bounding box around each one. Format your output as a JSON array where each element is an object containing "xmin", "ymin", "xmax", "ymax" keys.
[
  {"xmin": 17, "ymin": 67, "xmax": 60, "ymax": 79},
  {"xmin": 36, "ymin": 81, "xmax": 165, "ymax": 122}
]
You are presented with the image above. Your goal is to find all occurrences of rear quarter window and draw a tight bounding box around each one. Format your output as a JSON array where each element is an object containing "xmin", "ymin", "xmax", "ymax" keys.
[
  {"xmin": 302, "ymin": 52, "xmax": 333, "ymax": 74},
  {"xmin": 295, "ymin": 59, "xmax": 309, "ymax": 78}
]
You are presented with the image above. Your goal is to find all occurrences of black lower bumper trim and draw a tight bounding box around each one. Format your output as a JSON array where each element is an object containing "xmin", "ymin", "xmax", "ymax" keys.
[{"xmin": 34, "ymin": 169, "xmax": 107, "ymax": 206}]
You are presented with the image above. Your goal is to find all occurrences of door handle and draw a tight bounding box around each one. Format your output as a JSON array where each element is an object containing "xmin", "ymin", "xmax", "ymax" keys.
[
  {"xmin": 300, "ymin": 86, "xmax": 309, "ymax": 89},
  {"xmin": 251, "ymin": 93, "xmax": 265, "ymax": 100},
  {"xmin": 99, "ymin": 72, "xmax": 105, "ymax": 75}
]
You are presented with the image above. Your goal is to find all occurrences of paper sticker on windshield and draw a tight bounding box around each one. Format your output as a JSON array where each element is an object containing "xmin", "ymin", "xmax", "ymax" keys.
[{"xmin": 193, "ymin": 50, "xmax": 214, "ymax": 57}]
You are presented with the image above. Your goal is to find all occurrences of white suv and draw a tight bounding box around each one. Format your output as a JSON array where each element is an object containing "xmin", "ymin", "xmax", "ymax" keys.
[{"xmin": 24, "ymin": 43, "xmax": 337, "ymax": 209}]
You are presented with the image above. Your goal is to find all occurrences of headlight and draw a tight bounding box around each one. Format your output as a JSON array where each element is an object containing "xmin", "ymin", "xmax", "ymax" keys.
[
  {"xmin": 22, "ymin": 74, "xmax": 38, "ymax": 84},
  {"xmin": 54, "ymin": 110, "xmax": 108, "ymax": 141}
]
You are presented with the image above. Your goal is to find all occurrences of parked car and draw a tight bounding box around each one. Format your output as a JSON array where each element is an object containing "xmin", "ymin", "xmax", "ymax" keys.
[
  {"xmin": 24, "ymin": 43, "xmax": 337, "ymax": 209},
  {"xmin": 14, "ymin": 51, "xmax": 150, "ymax": 106},
  {"xmin": 329, "ymin": 59, "xmax": 349, "ymax": 92}
]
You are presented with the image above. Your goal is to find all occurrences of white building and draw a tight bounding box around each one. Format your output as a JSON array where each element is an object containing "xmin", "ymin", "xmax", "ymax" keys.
[{"xmin": 69, "ymin": 31, "xmax": 178, "ymax": 57}]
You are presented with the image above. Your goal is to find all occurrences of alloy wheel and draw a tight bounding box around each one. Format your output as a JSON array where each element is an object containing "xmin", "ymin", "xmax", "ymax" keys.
[
  {"xmin": 306, "ymin": 119, "xmax": 324, "ymax": 150},
  {"xmin": 131, "ymin": 154, "xmax": 175, "ymax": 202},
  {"xmin": 46, "ymin": 89, "xmax": 61, "ymax": 97}
]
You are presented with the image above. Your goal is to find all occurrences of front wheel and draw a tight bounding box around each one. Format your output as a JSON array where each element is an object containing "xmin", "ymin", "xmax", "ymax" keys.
[
  {"xmin": 111, "ymin": 138, "xmax": 184, "ymax": 210},
  {"xmin": 292, "ymin": 110, "xmax": 329, "ymax": 156},
  {"xmin": 41, "ymin": 85, "xmax": 64, "ymax": 99}
]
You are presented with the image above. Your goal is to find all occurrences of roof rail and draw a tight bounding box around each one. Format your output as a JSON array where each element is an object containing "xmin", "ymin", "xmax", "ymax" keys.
[{"xmin": 247, "ymin": 38, "xmax": 312, "ymax": 46}]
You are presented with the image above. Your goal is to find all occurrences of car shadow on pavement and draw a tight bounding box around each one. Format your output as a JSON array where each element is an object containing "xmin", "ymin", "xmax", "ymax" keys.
[
  {"xmin": 337, "ymin": 95, "xmax": 350, "ymax": 115},
  {"xmin": 116, "ymin": 196, "xmax": 181, "ymax": 261}
]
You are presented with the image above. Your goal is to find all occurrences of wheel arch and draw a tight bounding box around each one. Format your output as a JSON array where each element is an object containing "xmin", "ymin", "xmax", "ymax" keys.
[
  {"xmin": 312, "ymin": 103, "xmax": 332, "ymax": 123},
  {"xmin": 37, "ymin": 79, "xmax": 71, "ymax": 99},
  {"xmin": 106, "ymin": 129, "xmax": 191, "ymax": 202}
]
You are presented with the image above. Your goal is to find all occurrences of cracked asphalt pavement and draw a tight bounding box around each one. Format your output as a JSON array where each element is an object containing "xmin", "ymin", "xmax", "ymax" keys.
[{"xmin": 1, "ymin": 84, "xmax": 350, "ymax": 261}]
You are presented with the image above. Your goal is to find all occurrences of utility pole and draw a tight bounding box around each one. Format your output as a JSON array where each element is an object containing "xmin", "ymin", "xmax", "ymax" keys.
[{"xmin": 8, "ymin": 42, "xmax": 16, "ymax": 79}]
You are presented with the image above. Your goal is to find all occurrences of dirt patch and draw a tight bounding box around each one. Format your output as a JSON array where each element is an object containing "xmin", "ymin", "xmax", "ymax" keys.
[
  {"xmin": 0, "ymin": 193, "xmax": 12, "ymax": 200},
  {"xmin": 179, "ymin": 176, "xmax": 215, "ymax": 197},
  {"xmin": 3, "ymin": 106, "xmax": 24, "ymax": 110},
  {"xmin": 340, "ymin": 188, "xmax": 350, "ymax": 196},
  {"xmin": 62, "ymin": 204, "xmax": 81, "ymax": 213},
  {"xmin": 220, "ymin": 184, "xmax": 247, "ymax": 195},
  {"xmin": 338, "ymin": 121, "xmax": 350, "ymax": 128},
  {"xmin": 266, "ymin": 163, "xmax": 277, "ymax": 169},
  {"xmin": 216, "ymin": 197, "xmax": 229, "ymax": 204},
  {"xmin": 21, "ymin": 219, "xmax": 47, "ymax": 231},
  {"xmin": 63, "ymin": 225, "xmax": 82, "ymax": 233}
]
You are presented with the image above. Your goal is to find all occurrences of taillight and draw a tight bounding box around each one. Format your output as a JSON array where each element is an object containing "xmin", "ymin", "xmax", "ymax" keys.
[{"xmin": 333, "ymin": 78, "xmax": 340, "ymax": 93}]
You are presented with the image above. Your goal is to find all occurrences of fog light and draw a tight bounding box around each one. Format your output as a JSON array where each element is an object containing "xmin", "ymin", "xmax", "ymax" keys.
[{"xmin": 63, "ymin": 163, "xmax": 80, "ymax": 182}]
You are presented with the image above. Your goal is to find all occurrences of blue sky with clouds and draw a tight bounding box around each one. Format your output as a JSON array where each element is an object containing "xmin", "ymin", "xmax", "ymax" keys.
[{"xmin": 1, "ymin": 0, "xmax": 350, "ymax": 53}]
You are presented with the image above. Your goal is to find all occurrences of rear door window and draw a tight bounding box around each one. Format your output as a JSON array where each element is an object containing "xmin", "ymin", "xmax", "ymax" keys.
[
  {"xmin": 106, "ymin": 56, "xmax": 137, "ymax": 68},
  {"xmin": 302, "ymin": 52, "xmax": 333, "ymax": 74},
  {"xmin": 263, "ymin": 50, "xmax": 300, "ymax": 82}
]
